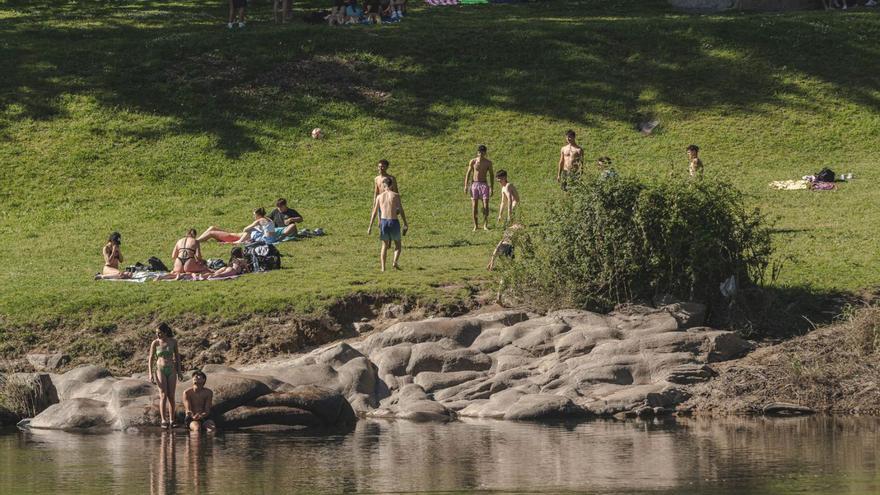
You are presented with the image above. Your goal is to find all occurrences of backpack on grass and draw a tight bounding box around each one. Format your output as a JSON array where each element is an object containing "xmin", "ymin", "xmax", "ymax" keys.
[
  {"xmin": 244, "ymin": 242, "xmax": 282, "ymax": 272},
  {"xmin": 148, "ymin": 257, "xmax": 169, "ymax": 272},
  {"xmin": 816, "ymin": 168, "xmax": 835, "ymax": 183}
]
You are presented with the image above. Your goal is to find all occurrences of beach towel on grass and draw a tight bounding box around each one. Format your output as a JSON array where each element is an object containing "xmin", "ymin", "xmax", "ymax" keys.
[
  {"xmin": 769, "ymin": 180, "xmax": 809, "ymax": 190},
  {"xmin": 811, "ymin": 181, "xmax": 835, "ymax": 191},
  {"xmin": 425, "ymin": 0, "xmax": 459, "ymax": 5},
  {"xmin": 459, "ymin": 0, "xmax": 489, "ymax": 3}
]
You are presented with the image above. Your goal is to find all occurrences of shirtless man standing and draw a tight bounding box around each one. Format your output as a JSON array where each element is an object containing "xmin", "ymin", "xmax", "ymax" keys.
[
  {"xmin": 183, "ymin": 371, "xmax": 215, "ymax": 432},
  {"xmin": 496, "ymin": 169, "xmax": 519, "ymax": 224},
  {"xmin": 464, "ymin": 145, "xmax": 494, "ymax": 231},
  {"xmin": 373, "ymin": 159, "xmax": 398, "ymax": 224},
  {"xmin": 368, "ymin": 177, "xmax": 409, "ymax": 271},
  {"xmin": 557, "ymin": 130, "xmax": 584, "ymax": 191},
  {"xmin": 686, "ymin": 144, "xmax": 704, "ymax": 179}
]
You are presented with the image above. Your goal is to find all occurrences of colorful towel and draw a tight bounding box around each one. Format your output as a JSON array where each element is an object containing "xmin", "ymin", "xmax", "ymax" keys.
[
  {"xmin": 425, "ymin": 0, "xmax": 459, "ymax": 4},
  {"xmin": 811, "ymin": 181, "xmax": 835, "ymax": 191},
  {"xmin": 459, "ymin": 0, "xmax": 489, "ymax": 3}
]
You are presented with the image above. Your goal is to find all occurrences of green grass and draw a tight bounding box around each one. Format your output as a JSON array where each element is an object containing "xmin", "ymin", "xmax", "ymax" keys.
[{"xmin": 1, "ymin": 0, "xmax": 879, "ymax": 330}]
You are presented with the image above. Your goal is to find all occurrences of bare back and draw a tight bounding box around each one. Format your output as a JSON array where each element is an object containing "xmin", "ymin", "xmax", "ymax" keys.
[{"xmin": 376, "ymin": 191, "xmax": 402, "ymax": 220}]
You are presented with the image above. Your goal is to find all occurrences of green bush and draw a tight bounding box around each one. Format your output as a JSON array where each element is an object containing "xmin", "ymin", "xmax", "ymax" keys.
[{"xmin": 502, "ymin": 176, "xmax": 773, "ymax": 314}]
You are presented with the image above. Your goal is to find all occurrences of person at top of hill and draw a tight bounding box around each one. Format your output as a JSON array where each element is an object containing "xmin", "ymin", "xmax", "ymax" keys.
[
  {"xmin": 464, "ymin": 144, "xmax": 494, "ymax": 231},
  {"xmin": 171, "ymin": 229, "xmax": 208, "ymax": 276},
  {"xmin": 267, "ymin": 198, "xmax": 303, "ymax": 239},
  {"xmin": 496, "ymin": 169, "xmax": 519, "ymax": 225},
  {"xmin": 95, "ymin": 231, "xmax": 132, "ymax": 280},
  {"xmin": 557, "ymin": 129, "xmax": 583, "ymax": 190},
  {"xmin": 687, "ymin": 144, "xmax": 703, "ymax": 179},
  {"xmin": 197, "ymin": 207, "xmax": 278, "ymax": 244},
  {"xmin": 149, "ymin": 322, "xmax": 183, "ymax": 429},
  {"xmin": 368, "ymin": 176, "xmax": 409, "ymax": 271}
]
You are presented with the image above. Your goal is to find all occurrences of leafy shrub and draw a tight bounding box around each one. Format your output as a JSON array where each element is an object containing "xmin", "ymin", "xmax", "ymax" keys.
[{"xmin": 502, "ymin": 176, "xmax": 772, "ymax": 314}]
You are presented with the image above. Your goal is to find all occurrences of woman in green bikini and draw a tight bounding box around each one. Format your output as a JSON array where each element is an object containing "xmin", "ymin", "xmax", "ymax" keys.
[{"xmin": 148, "ymin": 323, "xmax": 184, "ymax": 428}]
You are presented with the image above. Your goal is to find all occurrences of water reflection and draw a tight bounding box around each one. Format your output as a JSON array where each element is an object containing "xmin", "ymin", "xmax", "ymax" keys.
[{"xmin": 1, "ymin": 417, "xmax": 880, "ymax": 494}]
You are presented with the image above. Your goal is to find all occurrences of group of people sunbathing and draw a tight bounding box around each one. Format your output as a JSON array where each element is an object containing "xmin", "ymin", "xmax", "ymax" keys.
[
  {"xmin": 96, "ymin": 198, "xmax": 303, "ymax": 280},
  {"xmin": 327, "ymin": 0, "xmax": 407, "ymax": 25}
]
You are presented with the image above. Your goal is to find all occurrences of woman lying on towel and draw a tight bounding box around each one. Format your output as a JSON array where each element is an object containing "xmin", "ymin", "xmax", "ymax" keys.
[
  {"xmin": 95, "ymin": 232, "xmax": 132, "ymax": 280},
  {"xmin": 197, "ymin": 207, "xmax": 278, "ymax": 244},
  {"xmin": 172, "ymin": 228, "xmax": 209, "ymax": 275},
  {"xmin": 204, "ymin": 247, "xmax": 250, "ymax": 280}
]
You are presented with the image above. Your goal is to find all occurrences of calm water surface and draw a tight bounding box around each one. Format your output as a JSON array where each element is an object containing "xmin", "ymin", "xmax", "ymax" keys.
[{"xmin": 2, "ymin": 417, "xmax": 879, "ymax": 494}]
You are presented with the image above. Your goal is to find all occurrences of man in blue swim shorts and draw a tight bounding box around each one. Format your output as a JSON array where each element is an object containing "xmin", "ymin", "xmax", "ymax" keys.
[{"xmin": 368, "ymin": 177, "xmax": 409, "ymax": 271}]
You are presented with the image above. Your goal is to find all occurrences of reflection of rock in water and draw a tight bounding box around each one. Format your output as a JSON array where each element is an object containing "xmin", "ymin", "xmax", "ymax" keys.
[
  {"xmin": 24, "ymin": 304, "xmax": 752, "ymax": 430},
  {"xmin": 8, "ymin": 417, "xmax": 880, "ymax": 493}
]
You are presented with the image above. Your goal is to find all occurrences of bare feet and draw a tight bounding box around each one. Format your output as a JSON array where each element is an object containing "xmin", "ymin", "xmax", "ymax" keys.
[
  {"xmin": 472, "ymin": 225, "xmax": 478, "ymax": 232},
  {"xmin": 483, "ymin": 225, "xmax": 490, "ymax": 231},
  {"xmin": 393, "ymin": 264, "xmax": 401, "ymax": 270}
]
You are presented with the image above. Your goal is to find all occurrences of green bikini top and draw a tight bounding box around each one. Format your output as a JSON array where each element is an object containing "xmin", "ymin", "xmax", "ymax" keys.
[{"xmin": 155, "ymin": 348, "xmax": 173, "ymax": 358}]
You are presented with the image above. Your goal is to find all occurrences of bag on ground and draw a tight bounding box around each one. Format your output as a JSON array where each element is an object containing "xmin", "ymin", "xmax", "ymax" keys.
[
  {"xmin": 147, "ymin": 257, "xmax": 169, "ymax": 272},
  {"xmin": 816, "ymin": 168, "xmax": 835, "ymax": 183},
  {"xmin": 244, "ymin": 242, "xmax": 282, "ymax": 271}
]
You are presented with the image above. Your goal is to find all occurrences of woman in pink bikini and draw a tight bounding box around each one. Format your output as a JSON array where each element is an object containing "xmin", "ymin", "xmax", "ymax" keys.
[{"xmin": 197, "ymin": 207, "xmax": 278, "ymax": 244}]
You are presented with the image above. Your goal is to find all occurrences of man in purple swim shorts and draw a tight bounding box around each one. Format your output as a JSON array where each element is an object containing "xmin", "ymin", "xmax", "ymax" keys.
[{"xmin": 464, "ymin": 144, "xmax": 495, "ymax": 231}]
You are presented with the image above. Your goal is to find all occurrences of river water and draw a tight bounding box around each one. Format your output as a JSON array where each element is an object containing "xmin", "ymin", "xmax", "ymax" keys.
[{"xmin": 2, "ymin": 416, "xmax": 879, "ymax": 494}]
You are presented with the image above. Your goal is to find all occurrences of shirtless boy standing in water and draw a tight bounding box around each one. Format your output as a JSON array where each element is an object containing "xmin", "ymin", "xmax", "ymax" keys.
[
  {"xmin": 464, "ymin": 145, "xmax": 494, "ymax": 231},
  {"xmin": 368, "ymin": 177, "xmax": 409, "ymax": 271},
  {"xmin": 557, "ymin": 129, "xmax": 583, "ymax": 190},
  {"xmin": 183, "ymin": 371, "xmax": 215, "ymax": 432}
]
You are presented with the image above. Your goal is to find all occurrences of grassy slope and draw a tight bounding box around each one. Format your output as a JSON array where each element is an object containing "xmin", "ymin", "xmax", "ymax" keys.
[{"xmin": 0, "ymin": 0, "xmax": 879, "ymax": 331}]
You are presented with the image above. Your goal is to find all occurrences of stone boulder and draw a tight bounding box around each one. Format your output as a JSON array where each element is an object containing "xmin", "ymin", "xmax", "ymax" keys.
[{"xmin": 30, "ymin": 398, "xmax": 113, "ymax": 430}]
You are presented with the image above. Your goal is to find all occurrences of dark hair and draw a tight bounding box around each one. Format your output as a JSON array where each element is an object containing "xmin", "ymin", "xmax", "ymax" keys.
[
  {"xmin": 477, "ymin": 144, "xmax": 487, "ymax": 153},
  {"xmin": 382, "ymin": 176, "xmax": 393, "ymax": 187},
  {"xmin": 495, "ymin": 169, "xmax": 508, "ymax": 179},
  {"xmin": 566, "ymin": 129, "xmax": 576, "ymax": 139},
  {"xmin": 378, "ymin": 159, "xmax": 389, "ymax": 168},
  {"xmin": 156, "ymin": 322, "xmax": 174, "ymax": 338},
  {"xmin": 187, "ymin": 228, "xmax": 197, "ymax": 237},
  {"xmin": 275, "ymin": 198, "xmax": 287, "ymax": 207},
  {"xmin": 108, "ymin": 232, "xmax": 122, "ymax": 246},
  {"xmin": 192, "ymin": 370, "xmax": 207, "ymax": 381},
  {"xmin": 254, "ymin": 207, "xmax": 266, "ymax": 217},
  {"xmin": 686, "ymin": 144, "xmax": 700, "ymax": 153},
  {"xmin": 230, "ymin": 247, "xmax": 244, "ymax": 259}
]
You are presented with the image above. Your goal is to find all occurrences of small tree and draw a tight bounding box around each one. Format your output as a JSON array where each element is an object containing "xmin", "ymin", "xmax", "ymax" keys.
[{"xmin": 502, "ymin": 176, "xmax": 772, "ymax": 314}]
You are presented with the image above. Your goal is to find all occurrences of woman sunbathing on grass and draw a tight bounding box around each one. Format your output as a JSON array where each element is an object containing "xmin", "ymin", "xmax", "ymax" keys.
[
  {"xmin": 204, "ymin": 247, "xmax": 250, "ymax": 280},
  {"xmin": 197, "ymin": 207, "xmax": 278, "ymax": 244},
  {"xmin": 172, "ymin": 229, "xmax": 208, "ymax": 275},
  {"xmin": 148, "ymin": 322, "xmax": 184, "ymax": 429},
  {"xmin": 95, "ymin": 232, "xmax": 132, "ymax": 280}
]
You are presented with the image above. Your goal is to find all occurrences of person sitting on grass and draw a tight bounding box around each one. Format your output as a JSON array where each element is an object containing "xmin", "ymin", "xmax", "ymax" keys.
[
  {"xmin": 171, "ymin": 229, "xmax": 209, "ymax": 276},
  {"xmin": 368, "ymin": 177, "xmax": 409, "ymax": 271},
  {"xmin": 686, "ymin": 144, "xmax": 703, "ymax": 179},
  {"xmin": 96, "ymin": 231, "xmax": 132, "ymax": 280},
  {"xmin": 496, "ymin": 169, "xmax": 519, "ymax": 224},
  {"xmin": 197, "ymin": 207, "xmax": 277, "ymax": 244},
  {"xmin": 267, "ymin": 198, "xmax": 303, "ymax": 239},
  {"xmin": 184, "ymin": 370, "xmax": 216, "ymax": 433},
  {"xmin": 328, "ymin": 0, "xmax": 347, "ymax": 25},
  {"xmin": 596, "ymin": 156, "xmax": 617, "ymax": 179},
  {"xmin": 228, "ymin": 0, "xmax": 247, "ymax": 29},
  {"xmin": 390, "ymin": 0, "xmax": 405, "ymax": 19},
  {"xmin": 345, "ymin": 0, "xmax": 364, "ymax": 23},
  {"xmin": 205, "ymin": 247, "xmax": 249, "ymax": 280},
  {"xmin": 364, "ymin": 0, "xmax": 382, "ymax": 24}
]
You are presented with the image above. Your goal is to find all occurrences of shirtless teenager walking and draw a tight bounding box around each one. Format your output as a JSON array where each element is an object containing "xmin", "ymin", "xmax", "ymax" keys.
[
  {"xmin": 464, "ymin": 145, "xmax": 494, "ymax": 231},
  {"xmin": 372, "ymin": 159, "xmax": 399, "ymax": 225},
  {"xmin": 368, "ymin": 177, "xmax": 409, "ymax": 271},
  {"xmin": 557, "ymin": 130, "xmax": 584, "ymax": 191}
]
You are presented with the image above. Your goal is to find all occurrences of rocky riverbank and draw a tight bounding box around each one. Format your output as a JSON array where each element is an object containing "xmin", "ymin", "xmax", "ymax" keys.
[{"xmin": 11, "ymin": 302, "xmax": 762, "ymax": 430}]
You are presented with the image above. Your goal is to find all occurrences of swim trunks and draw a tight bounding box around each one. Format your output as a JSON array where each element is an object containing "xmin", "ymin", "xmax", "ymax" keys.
[
  {"xmin": 379, "ymin": 219, "xmax": 401, "ymax": 241},
  {"xmin": 470, "ymin": 181, "xmax": 490, "ymax": 200}
]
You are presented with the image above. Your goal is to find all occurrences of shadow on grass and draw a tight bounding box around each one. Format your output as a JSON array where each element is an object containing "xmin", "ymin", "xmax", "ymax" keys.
[
  {"xmin": 719, "ymin": 283, "xmax": 870, "ymax": 339},
  {"xmin": 1, "ymin": 0, "xmax": 879, "ymax": 157}
]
